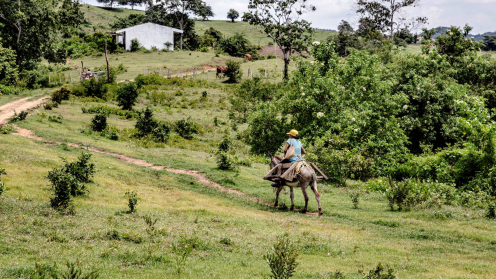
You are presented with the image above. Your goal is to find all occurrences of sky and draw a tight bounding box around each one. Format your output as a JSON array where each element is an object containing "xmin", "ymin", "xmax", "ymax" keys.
[{"xmin": 81, "ymin": 0, "xmax": 496, "ymax": 34}]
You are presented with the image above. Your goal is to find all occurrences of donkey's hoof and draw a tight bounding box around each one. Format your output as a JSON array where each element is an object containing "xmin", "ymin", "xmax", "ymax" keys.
[
  {"xmin": 300, "ymin": 210, "xmax": 307, "ymax": 214},
  {"xmin": 290, "ymin": 206, "xmax": 294, "ymax": 211},
  {"xmin": 319, "ymin": 211, "xmax": 323, "ymax": 216}
]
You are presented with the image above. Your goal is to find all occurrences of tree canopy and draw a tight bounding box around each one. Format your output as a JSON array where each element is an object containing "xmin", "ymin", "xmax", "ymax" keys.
[
  {"xmin": 245, "ymin": 0, "xmax": 316, "ymax": 80},
  {"xmin": 227, "ymin": 9, "xmax": 239, "ymax": 22}
]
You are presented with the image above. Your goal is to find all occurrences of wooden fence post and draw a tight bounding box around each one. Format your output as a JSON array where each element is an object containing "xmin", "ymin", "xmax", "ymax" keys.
[
  {"xmin": 207, "ymin": 69, "xmax": 209, "ymax": 81},
  {"xmin": 167, "ymin": 69, "xmax": 170, "ymax": 78},
  {"xmin": 49, "ymin": 74, "xmax": 51, "ymax": 84},
  {"xmin": 193, "ymin": 68, "xmax": 196, "ymax": 79},
  {"xmin": 143, "ymin": 68, "xmax": 146, "ymax": 75},
  {"xmin": 59, "ymin": 73, "xmax": 61, "ymax": 84},
  {"xmin": 105, "ymin": 41, "xmax": 110, "ymax": 82}
]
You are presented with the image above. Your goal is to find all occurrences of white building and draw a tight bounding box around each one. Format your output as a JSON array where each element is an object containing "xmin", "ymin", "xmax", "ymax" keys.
[{"xmin": 114, "ymin": 23, "xmax": 183, "ymax": 51}]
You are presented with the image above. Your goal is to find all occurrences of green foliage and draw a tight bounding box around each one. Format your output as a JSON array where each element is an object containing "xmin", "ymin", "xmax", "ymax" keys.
[
  {"xmin": 48, "ymin": 115, "xmax": 63, "ymax": 123},
  {"xmin": 246, "ymin": 102, "xmax": 288, "ymax": 155},
  {"xmin": 0, "ymin": 84, "xmax": 21, "ymax": 95},
  {"xmin": 216, "ymin": 33, "xmax": 260, "ymax": 59},
  {"xmin": 81, "ymin": 105, "xmax": 138, "ymax": 119},
  {"xmin": 0, "ymin": 0, "xmax": 82, "ymax": 70},
  {"xmin": 63, "ymin": 153, "xmax": 96, "ymax": 184},
  {"xmin": 267, "ymin": 54, "xmax": 276, "ymax": 59},
  {"xmin": 125, "ymin": 191, "xmax": 138, "ymax": 213},
  {"xmin": 0, "ymin": 168, "xmax": 6, "ymax": 197},
  {"xmin": 91, "ymin": 114, "xmax": 108, "ymax": 132},
  {"xmin": 329, "ymin": 29, "xmax": 363, "ymax": 57},
  {"xmin": 0, "ymin": 125, "xmax": 16, "ymax": 134},
  {"xmin": 116, "ymin": 82, "xmax": 139, "ymax": 110},
  {"xmin": 246, "ymin": 0, "xmax": 315, "ymax": 79},
  {"xmin": 47, "ymin": 169, "xmax": 79, "ymax": 209},
  {"xmin": 9, "ymin": 111, "xmax": 29, "ymax": 122},
  {"xmin": 130, "ymin": 39, "xmax": 141, "ymax": 52},
  {"xmin": 227, "ymin": 9, "xmax": 239, "ymax": 22},
  {"xmin": 216, "ymin": 135, "xmax": 239, "ymax": 170},
  {"xmin": 111, "ymin": 14, "xmax": 146, "ymax": 30},
  {"xmin": 264, "ymin": 234, "xmax": 299, "ymax": 279},
  {"xmin": 363, "ymin": 263, "xmax": 396, "ymax": 279},
  {"xmin": 204, "ymin": 27, "xmax": 223, "ymax": 41},
  {"xmin": 30, "ymin": 261, "xmax": 100, "ymax": 279},
  {"xmin": 349, "ymin": 191, "xmax": 360, "ymax": 209},
  {"xmin": 224, "ymin": 60, "xmax": 242, "ymax": 83},
  {"xmin": 172, "ymin": 235, "xmax": 198, "ymax": 274},
  {"xmin": 482, "ymin": 35, "xmax": 496, "ymax": 51},
  {"xmin": 135, "ymin": 107, "xmax": 157, "ymax": 136},
  {"xmin": 174, "ymin": 117, "xmax": 199, "ymax": 140},
  {"xmin": 152, "ymin": 122, "xmax": 171, "ymax": 143},
  {"xmin": 51, "ymin": 85, "xmax": 72, "ymax": 104},
  {"xmin": 0, "ymin": 43, "xmax": 18, "ymax": 85},
  {"xmin": 73, "ymin": 78, "xmax": 108, "ymax": 99}
]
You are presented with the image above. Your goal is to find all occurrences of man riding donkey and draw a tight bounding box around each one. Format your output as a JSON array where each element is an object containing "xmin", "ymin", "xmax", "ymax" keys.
[{"xmin": 264, "ymin": 129, "xmax": 328, "ymax": 215}]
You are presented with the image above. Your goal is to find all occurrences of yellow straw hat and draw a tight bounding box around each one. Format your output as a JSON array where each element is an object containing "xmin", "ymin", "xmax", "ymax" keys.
[{"xmin": 287, "ymin": 129, "xmax": 298, "ymax": 137}]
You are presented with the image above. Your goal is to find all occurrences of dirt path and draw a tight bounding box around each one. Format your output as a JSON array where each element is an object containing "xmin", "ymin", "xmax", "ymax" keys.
[
  {"xmin": 0, "ymin": 96, "xmax": 50, "ymax": 125},
  {"xmin": 11, "ymin": 125, "xmax": 243, "ymax": 195}
]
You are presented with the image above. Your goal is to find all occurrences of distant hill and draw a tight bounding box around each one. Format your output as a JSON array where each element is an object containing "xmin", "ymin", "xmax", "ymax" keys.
[
  {"xmin": 432, "ymin": 26, "xmax": 496, "ymax": 41},
  {"xmin": 80, "ymin": 4, "xmax": 335, "ymax": 46}
]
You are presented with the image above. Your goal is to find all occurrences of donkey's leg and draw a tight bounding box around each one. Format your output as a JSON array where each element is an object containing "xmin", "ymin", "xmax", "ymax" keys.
[
  {"xmin": 300, "ymin": 183, "xmax": 309, "ymax": 214},
  {"xmin": 310, "ymin": 180, "xmax": 323, "ymax": 216},
  {"xmin": 290, "ymin": 187, "xmax": 295, "ymax": 211},
  {"xmin": 274, "ymin": 186, "xmax": 283, "ymax": 207}
]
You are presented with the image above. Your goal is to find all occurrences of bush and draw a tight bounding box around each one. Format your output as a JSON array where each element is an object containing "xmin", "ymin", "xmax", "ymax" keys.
[
  {"xmin": 487, "ymin": 199, "xmax": 496, "ymax": 219},
  {"xmin": 47, "ymin": 169, "xmax": 79, "ymax": 209},
  {"xmin": 63, "ymin": 153, "xmax": 96, "ymax": 184},
  {"xmin": 51, "ymin": 85, "xmax": 71, "ymax": 104},
  {"xmin": 172, "ymin": 235, "xmax": 198, "ymax": 274},
  {"xmin": 125, "ymin": 191, "xmax": 138, "ymax": 213},
  {"xmin": 30, "ymin": 261, "xmax": 100, "ymax": 279},
  {"xmin": 48, "ymin": 115, "xmax": 63, "ymax": 123},
  {"xmin": 152, "ymin": 122, "xmax": 171, "ymax": 143},
  {"xmin": 0, "ymin": 125, "xmax": 16, "ymax": 134},
  {"xmin": 363, "ymin": 263, "xmax": 396, "ymax": 279},
  {"xmin": 135, "ymin": 107, "xmax": 157, "ymax": 136},
  {"xmin": 216, "ymin": 33, "xmax": 259, "ymax": 58},
  {"xmin": 9, "ymin": 110, "xmax": 28, "ymax": 122},
  {"xmin": 74, "ymin": 78, "xmax": 108, "ymax": 99},
  {"xmin": 0, "ymin": 168, "xmax": 6, "ymax": 197},
  {"xmin": 44, "ymin": 101, "xmax": 58, "ymax": 110},
  {"xmin": 267, "ymin": 54, "xmax": 276, "ymax": 59},
  {"xmin": 268, "ymin": 41, "xmax": 274, "ymax": 46},
  {"xmin": 0, "ymin": 84, "xmax": 21, "ymax": 95},
  {"xmin": 116, "ymin": 82, "xmax": 139, "ymax": 110},
  {"xmin": 224, "ymin": 60, "xmax": 242, "ymax": 83},
  {"xmin": 174, "ymin": 117, "xmax": 199, "ymax": 140},
  {"xmin": 91, "ymin": 114, "xmax": 107, "ymax": 132},
  {"xmin": 264, "ymin": 235, "xmax": 299, "ymax": 279},
  {"xmin": 81, "ymin": 105, "xmax": 138, "ymax": 119},
  {"xmin": 130, "ymin": 39, "xmax": 140, "ymax": 52}
]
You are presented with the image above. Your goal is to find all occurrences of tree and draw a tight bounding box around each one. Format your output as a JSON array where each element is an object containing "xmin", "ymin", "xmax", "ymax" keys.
[
  {"xmin": 355, "ymin": 0, "xmax": 427, "ymax": 41},
  {"xmin": 124, "ymin": 0, "xmax": 145, "ymax": 10},
  {"xmin": 116, "ymin": 82, "xmax": 139, "ymax": 110},
  {"xmin": 145, "ymin": 3, "xmax": 200, "ymax": 50},
  {"xmin": 0, "ymin": 0, "xmax": 81, "ymax": 70},
  {"xmin": 96, "ymin": 0, "xmax": 118, "ymax": 9},
  {"xmin": 227, "ymin": 9, "xmax": 239, "ymax": 22},
  {"xmin": 246, "ymin": 0, "xmax": 316, "ymax": 80},
  {"xmin": 155, "ymin": 0, "xmax": 203, "ymax": 50},
  {"xmin": 482, "ymin": 35, "xmax": 496, "ymax": 51},
  {"xmin": 0, "ymin": 43, "xmax": 18, "ymax": 85},
  {"xmin": 198, "ymin": 2, "xmax": 214, "ymax": 21},
  {"xmin": 58, "ymin": 0, "xmax": 85, "ymax": 34},
  {"xmin": 338, "ymin": 20, "xmax": 353, "ymax": 32}
]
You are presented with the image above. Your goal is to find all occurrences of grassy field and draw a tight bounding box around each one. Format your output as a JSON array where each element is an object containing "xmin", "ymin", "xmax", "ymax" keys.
[
  {"xmin": 1, "ymin": 77, "xmax": 496, "ymax": 278},
  {"xmin": 80, "ymin": 5, "xmax": 144, "ymax": 33}
]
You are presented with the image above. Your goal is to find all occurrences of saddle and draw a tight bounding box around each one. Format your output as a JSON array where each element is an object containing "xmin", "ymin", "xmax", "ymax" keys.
[{"xmin": 263, "ymin": 160, "xmax": 328, "ymax": 183}]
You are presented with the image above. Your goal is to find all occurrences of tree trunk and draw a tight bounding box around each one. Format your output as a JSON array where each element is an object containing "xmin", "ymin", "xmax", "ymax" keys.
[
  {"xmin": 180, "ymin": 32, "xmax": 183, "ymax": 50},
  {"xmin": 390, "ymin": 13, "xmax": 395, "ymax": 41},
  {"xmin": 283, "ymin": 51, "xmax": 290, "ymax": 80},
  {"xmin": 231, "ymin": 18, "xmax": 234, "ymax": 23}
]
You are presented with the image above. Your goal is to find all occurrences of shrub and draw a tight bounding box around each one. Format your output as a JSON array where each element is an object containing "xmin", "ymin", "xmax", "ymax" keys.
[
  {"xmin": 0, "ymin": 125, "xmax": 16, "ymax": 134},
  {"xmin": 487, "ymin": 199, "xmax": 496, "ymax": 219},
  {"xmin": 0, "ymin": 84, "xmax": 21, "ymax": 95},
  {"xmin": 172, "ymin": 235, "xmax": 198, "ymax": 274},
  {"xmin": 125, "ymin": 191, "xmax": 138, "ymax": 213},
  {"xmin": 224, "ymin": 60, "xmax": 242, "ymax": 83},
  {"xmin": 385, "ymin": 178, "xmax": 410, "ymax": 211},
  {"xmin": 47, "ymin": 169, "xmax": 79, "ymax": 209},
  {"xmin": 51, "ymin": 85, "xmax": 71, "ymax": 104},
  {"xmin": 152, "ymin": 122, "xmax": 171, "ymax": 143},
  {"xmin": 268, "ymin": 41, "xmax": 274, "ymax": 46},
  {"xmin": 75, "ymin": 78, "xmax": 108, "ymax": 99},
  {"xmin": 135, "ymin": 107, "xmax": 157, "ymax": 136},
  {"xmin": 116, "ymin": 82, "xmax": 139, "ymax": 110},
  {"xmin": 0, "ymin": 168, "xmax": 6, "ymax": 196},
  {"xmin": 30, "ymin": 261, "xmax": 99, "ymax": 279},
  {"xmin": 48, "ymin": 115, "xmax": 63, "ymax": 123},
  {"xmin": 9, "ymin": 110, "xmax": 28, "ymax": 122},
  {"xmin": 363, "ymin": 263, "xmax": 396, "ymax": 279},
  {"xmin": 44, "ymin": 102, "xmax": 58, "ymax": 110},
  {"xmin": 349, "ymin": 191, "xmax": 360, "ymax": 209},
  {"xmin": 91, "ymin": 114, "xmax": 107, "ymax": 132},
  {"xmin": 174, "ymin": 117, "xmax": 199, "ymax": 140},
  {"xmin": 130, "ymin": 39, "xmax": 140, "ymax": 52},
  {"xmin": 264, "ymin": 235, "xmax": 299, "ymax": 279},
  {"xmin": 63, "ymin": 153, "xmax": 96, "ymax": 184},
  {"xmin": 267, "ymin": 54, "xmax": 276, "ymax": 59},
  {"xmin": 81, "ymin": 105, "xmax": 138, "ymax": 119}
]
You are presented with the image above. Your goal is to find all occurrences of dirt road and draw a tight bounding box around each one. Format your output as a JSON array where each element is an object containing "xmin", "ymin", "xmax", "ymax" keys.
[{"xmin": 0, "ymin": 96, "xmax": 49, "ymax": 125}]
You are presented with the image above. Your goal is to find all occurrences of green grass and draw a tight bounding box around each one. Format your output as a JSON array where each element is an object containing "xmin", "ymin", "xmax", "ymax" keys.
[
  {"xmin": 195, "ymin": 20, "xmax": 334, "ymax": 46},
  {"xmin": 1, "ymin": 79, "xmax": 496, "ymax": 278},
  {"xmin": 80, "ymin": 5, "xmax": 144, "ymax": 33}
]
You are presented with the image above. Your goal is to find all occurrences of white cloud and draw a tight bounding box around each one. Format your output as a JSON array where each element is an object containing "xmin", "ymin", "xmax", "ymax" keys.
[{"xmin": 81, "ymin": 0, "xmax": 496, "ymax": 34}]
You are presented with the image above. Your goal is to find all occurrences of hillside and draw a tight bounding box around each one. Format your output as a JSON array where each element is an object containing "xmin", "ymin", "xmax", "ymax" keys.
[
  {"xmin": 433, "ymin": 26, "xmax": 496, "ymax": 41},
  {"xmin": 80, "ymin": 4, "xmax": 334, "ymax": 46}
]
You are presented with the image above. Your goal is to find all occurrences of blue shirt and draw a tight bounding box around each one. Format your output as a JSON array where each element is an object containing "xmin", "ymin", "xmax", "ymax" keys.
[{"xmin": 286, "ymin": 138, "xmax": 303, "ymax": 162}]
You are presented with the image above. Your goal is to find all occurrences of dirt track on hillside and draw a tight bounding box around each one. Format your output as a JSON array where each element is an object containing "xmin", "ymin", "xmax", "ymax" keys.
[
  {"xmin": 1, "ymin": 97, "xmax": 320, "ymax": 215},
  {"xmin": 0, "ymin": 96, "xmax": 50, "ymax": 125}
]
